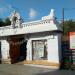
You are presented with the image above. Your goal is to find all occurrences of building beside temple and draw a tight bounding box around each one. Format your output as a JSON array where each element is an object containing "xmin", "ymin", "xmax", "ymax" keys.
[{"xmin": 0, "ymin": 9, "xmax": 62, "ymax": 68}]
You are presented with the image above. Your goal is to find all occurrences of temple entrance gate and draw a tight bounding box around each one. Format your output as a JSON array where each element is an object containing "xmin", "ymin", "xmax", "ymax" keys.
[{"xmin": 9, "ymin": 36, "xmax": 27, "ymax": 64}]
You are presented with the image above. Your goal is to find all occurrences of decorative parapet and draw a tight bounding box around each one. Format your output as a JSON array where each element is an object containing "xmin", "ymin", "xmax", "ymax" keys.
[
  {"xmin": 22, "ymin": 19, "xmax": 54, "ymax": 27},
  {"xmin": 0, "ymin": 26, "xmax": 12, "ymax": 30},
  {"xmin": 0, "ymin": 19, "xmax": 57, "ymax": 30},
  {"xmin": 0, "ymin": 9, "xmax": 62, "ymax": 36},
  {"xmin": 42, "ymin": 9, "xmax": 55, "ymax": 20}
]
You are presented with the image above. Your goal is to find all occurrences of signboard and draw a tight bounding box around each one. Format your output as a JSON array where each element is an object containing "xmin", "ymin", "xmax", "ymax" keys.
[{"xmin": 69, "ymin": 32, "xmax": 75, "ymax": 49}]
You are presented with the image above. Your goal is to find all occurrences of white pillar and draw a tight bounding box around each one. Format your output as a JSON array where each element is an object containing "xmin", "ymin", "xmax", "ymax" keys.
[
  {"xmin": 26, "ymin": 40, "xmax": 32, "ymax": 60},
  {"xmin": 47, "ymin": 35, "xmax": 60, "ymax": 63},
  {"xmin": 1, "ymin": 40, "xmax": 10, "ymax": 60}
]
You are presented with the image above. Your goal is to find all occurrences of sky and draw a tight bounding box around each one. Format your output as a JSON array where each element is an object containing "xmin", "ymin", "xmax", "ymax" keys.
[{"xmin": 0, "ymin": 0, "xmax": 75, "ymax": 22}]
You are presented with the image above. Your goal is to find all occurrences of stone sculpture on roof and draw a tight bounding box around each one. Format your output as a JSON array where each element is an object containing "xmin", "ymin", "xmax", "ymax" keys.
[
  {"xmin": 10, "ymin": 11, "xmax": 22, "ymax": 28},
  {"xmin": 42, "ymin": 9, "xmax": 55, "ymax": 20}
]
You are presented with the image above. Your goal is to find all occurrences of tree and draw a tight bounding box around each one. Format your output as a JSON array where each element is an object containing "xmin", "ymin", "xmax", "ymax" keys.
[
  {"xmin": 0, "ymin": 18, "xmax": 11, "ymax": 27},
  {"xmin": 61, "ymin": 20, "xmax": 75, "ymax": 35},
  {"xmin": 0, "ymin": 19, "xmax": 5, "ymax": 27},
  {"xmin": 61, "ymin": 20, "xmax": 75, "ymax": 69},
  {"xmin": 4, "ymin": 18, "xmax": 11, "ymax": 26}
]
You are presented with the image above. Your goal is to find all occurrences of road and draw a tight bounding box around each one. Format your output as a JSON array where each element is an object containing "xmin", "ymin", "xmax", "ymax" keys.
[{"xmin": 0, "ymin": 64, "xmax": 75, "ymax": 75}]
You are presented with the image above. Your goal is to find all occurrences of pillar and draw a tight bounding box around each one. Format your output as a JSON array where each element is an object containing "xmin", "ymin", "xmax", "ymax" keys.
[
  {"xmin": 26, "ymin": 40, "xmax": 32, "ymax": 60},
  {"xmin": 47, "ymin": 34, "xmax": 61, "ymax": 64},
  {"xmin": 1, "ymin": 40, "xmax": 11, "ymax": 64}
]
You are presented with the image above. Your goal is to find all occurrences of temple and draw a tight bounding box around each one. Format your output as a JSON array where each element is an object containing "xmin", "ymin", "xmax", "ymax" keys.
[{"xmin": 0, "ymin": 9, "xmax": 62, "ymax": 68}]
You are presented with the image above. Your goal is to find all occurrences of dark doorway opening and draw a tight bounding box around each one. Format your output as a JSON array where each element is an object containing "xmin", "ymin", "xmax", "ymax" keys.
[
  {"xmin": 9, "ymin": 36, "xmax": 27, "ymax": 64},
  {"xmin": 18, "ymin": 38, "xmax": 27, "ymax": 61}
]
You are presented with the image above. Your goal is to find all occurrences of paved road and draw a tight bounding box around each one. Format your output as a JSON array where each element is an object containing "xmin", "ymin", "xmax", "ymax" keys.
[{"xmin": 0, "ymin": 64, "xmax": 75, "ymax": 75}]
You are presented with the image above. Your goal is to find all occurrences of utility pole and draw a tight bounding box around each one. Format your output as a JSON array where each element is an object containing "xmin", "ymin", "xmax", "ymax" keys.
[
  {"xmin": 61, "ymin": 8, "xmax": 65, "ymax": 69},
  {"xmin": 62, "ymin": 8, "xmax": 72, "ymax": 69}
]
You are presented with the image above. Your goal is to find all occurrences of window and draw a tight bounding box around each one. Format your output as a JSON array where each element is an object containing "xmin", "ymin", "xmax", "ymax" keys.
[{"xmin": 32, "ymin": 40, "xmax": 47, "ymax": 60}]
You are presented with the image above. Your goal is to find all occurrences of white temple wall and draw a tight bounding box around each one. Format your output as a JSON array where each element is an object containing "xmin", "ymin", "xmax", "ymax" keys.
[
  {"xmin": 1, "ymin": 39, "xmax": 10, "ymax": 60},
  {"xmin": 0, "ymin": 33, "xmax": 61, "ymax": 64},
  {"xmin": 47, "ymin": 34, "xmax": 61, "ymax": 63},
  {"xmin": 26, "ymin": 33, "xmax": 61, "ymax": 64}
]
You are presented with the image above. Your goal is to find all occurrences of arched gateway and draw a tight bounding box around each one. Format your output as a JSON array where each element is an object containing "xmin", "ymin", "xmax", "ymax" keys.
[{"xmin": 0, "ymin": 9, "xmax": 62, "ymax": 68}]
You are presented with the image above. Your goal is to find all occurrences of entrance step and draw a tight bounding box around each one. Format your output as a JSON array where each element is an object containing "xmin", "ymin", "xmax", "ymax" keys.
[
  {"xmin": 24, "ymin": 60, "xmax": 60, "ymax": 68},
  {"xmin": 1, "ymin": 59, "xmax": 11, "ymax": 64}
]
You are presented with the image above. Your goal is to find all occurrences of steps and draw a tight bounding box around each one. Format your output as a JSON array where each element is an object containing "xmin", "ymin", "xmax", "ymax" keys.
[{"xmin": 24, "ymin": 60, "xmax": 60, "ymax": 67}]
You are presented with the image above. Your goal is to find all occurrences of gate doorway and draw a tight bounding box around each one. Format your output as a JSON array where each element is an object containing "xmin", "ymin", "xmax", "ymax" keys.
[
  {"xmin": 19, "ymin": 38, "xmax": 27, "ymax": 61},
  {"xmin": 9, "ymin": 36, "xmax": 27, "ymax": 64}
]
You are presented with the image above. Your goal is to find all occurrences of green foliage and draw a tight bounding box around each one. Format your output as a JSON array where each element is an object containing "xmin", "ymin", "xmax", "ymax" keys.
[
  {"xmin": 0, "ymin": 19, "xmax": 5, "ymax": 27},
  {"xmin": 4, "ymin": 18, "xmax": 11, "ymax": 26},
  {"xmin": 0, "ymin": 18, "xmax": 11, "ymax": 27},
  {"xmin": 61, "ymin": 20, "xmax": 75, "ymax": 35}
]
